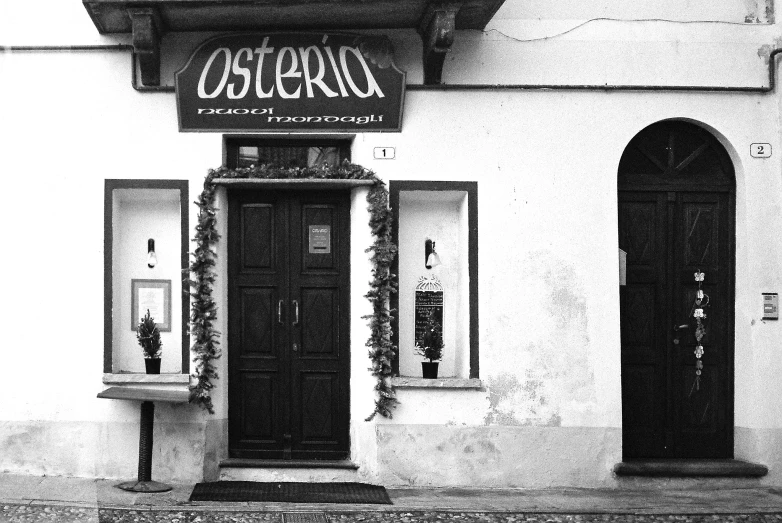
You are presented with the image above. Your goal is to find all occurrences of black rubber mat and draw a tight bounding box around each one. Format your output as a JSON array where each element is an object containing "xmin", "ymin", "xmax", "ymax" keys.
[{"xmin": 189, "ymin": 481, "xmax": 392, "ymax": 504}]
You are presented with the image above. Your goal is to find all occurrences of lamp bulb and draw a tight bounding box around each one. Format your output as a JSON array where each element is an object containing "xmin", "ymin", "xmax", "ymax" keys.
[{"xmin": 147, "ymin": 238, "xmax": 157, "ymax": 268}]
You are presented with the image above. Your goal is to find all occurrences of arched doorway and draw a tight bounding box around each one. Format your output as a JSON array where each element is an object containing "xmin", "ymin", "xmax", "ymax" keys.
[{"xmin": 617, "ymin": 120, "xmax": 735, "ymax": 459}]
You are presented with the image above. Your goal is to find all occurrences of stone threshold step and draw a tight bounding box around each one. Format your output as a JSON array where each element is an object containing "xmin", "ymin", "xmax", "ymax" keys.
[
  {"xmin": 220, "ymin": 458, "xmax": 359, "ymax": 470},
  {"xmin": 614, "ymin": 459, "xmax": 768, "ymax": 477}
]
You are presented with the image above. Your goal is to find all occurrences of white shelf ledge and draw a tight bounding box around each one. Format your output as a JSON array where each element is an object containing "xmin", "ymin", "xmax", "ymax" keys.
[
  {"xmin": 103, "ymin": 373, "xmax": 190, "ymax": 385},
  {"xmin": 390, "ymin": 377, "xmax": 483, "ymax": 389},
  {"xmin": 97, "ymin": 386, "xmax": 190, "ymax": 403}
]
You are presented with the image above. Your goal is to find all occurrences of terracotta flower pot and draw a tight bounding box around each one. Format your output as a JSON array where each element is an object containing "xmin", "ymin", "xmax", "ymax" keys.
[
  {"xmin": 145, "ymin": 358, "xmax": 161, "ymax": 374},
  {"xmin": 421, "ymin": 361, "xmax": 439, "ymax": 379}
]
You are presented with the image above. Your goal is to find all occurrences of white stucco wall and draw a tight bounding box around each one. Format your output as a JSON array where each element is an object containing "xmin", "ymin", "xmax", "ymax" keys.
[{"xmin": 0, "ymin": 0, "xmax": 780, "ymax": 487}]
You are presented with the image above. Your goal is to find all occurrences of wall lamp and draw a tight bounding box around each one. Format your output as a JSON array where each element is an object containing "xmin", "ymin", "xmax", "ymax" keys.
[
  {"xmin": 147, "ymin": 238, "xmax": 157, "ymax": 268},
  {"xmin": 425, "ymin": 239, "xmax": 441, "ymax": 269}
]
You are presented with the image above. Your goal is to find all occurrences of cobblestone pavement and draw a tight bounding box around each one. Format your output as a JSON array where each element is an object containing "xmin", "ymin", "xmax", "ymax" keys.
[{"xmin": 1, "ymin": 506, "xmax": 781, "ymax": 523}]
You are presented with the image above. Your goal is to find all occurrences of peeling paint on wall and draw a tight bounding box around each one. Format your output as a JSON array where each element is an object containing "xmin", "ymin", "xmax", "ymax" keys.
[
  {"xmin": 482, "ymin": 252, "xmax": 598, "ymax": 427},
  {"xmin": 744, "ymin": 0, "xmax": 775, "ymax": 22},
  {"xmin": 758, "ymin": 36, "xmax": 782, "ymax": 63},
  {"xmin": 376, "ymin": 424, "xmax": 622, "ymax": 488}
]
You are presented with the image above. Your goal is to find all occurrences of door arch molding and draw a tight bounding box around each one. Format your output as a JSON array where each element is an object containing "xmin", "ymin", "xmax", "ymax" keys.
[
  {"xmin": 617, "ymin": 119, "xmax": 736, "ymax": 459},
  {"xmin": 617, "ymin": 117, "xmax": 743, "ymax": 190}
]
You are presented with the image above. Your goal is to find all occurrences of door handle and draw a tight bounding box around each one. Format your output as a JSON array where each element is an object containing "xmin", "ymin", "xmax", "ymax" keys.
[
  {"xmin": 672, "ymin": 324, "xmax": 689, "ymax": 345},
  {"xmin": 278, "ymin": 300, "xmax": 284, "ymax": 324},
  {"xmin": 292, "ymin": 300, "xmax": 299, "ymax": 326}
]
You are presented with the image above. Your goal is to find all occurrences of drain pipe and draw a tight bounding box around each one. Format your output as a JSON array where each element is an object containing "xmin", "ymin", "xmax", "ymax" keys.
[
  {"xmin": 410, "ymin": 47, "xmax": 782, "ymax": 93},
  {"xmin": 2, "ymin": 44, "xmax": 174, "ymax": 92},
  {"xmin": 2, "ymin": 44, "xmax": 780, "ymax": 94}
]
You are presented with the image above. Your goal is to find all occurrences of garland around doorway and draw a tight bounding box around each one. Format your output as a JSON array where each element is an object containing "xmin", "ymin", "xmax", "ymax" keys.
[{"xmin": 186, "ymin": 161, "xmax": 399, "ymax": 420}]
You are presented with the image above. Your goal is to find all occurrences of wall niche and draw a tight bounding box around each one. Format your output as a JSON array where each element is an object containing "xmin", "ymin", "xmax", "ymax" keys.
[
  {"xmin": 391, "ymin": 181, "xmax": 478, "ymax": 380},
  {"xmin": 104, "ymin": 180, "xmax": 189, "ymax": 381}
]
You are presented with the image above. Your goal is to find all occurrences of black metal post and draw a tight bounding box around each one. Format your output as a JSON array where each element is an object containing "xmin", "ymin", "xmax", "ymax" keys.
[
  {"xmin": 138, "ymin": 401, "xmax": 154, "ymax": 482},
  {"xmin": 116, "ymin": 401, "xmax": 172, "ymax": 492}
]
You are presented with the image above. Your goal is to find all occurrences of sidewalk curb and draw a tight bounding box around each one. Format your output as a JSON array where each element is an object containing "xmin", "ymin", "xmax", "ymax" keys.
[{"xmin": 2, "ymin": 499, "xmax": 782, "ymax": 516}]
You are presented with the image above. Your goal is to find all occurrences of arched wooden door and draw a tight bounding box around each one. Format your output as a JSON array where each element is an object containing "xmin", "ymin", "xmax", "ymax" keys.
[{"xmin": 618, "ymin": 121, "xmax": 735, "ymax": 459}]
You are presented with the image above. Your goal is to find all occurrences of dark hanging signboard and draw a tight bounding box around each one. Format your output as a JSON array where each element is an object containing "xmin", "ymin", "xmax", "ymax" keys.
[{"xmin": 175, "ymin": 33, "xmax": 406, "ymax": 132}]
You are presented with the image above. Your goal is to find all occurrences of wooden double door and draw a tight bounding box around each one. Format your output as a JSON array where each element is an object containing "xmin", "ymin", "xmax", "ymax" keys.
[
  {"xmin": 228, "ymin": 190, "xmax": 351, "ymax": 460},
  {"xmin": 618, "ymin": 121, "xmax": 735, "ymax": 459}
]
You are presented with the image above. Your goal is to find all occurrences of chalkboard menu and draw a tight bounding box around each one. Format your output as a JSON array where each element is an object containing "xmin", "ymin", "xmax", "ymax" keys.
[{"xmin": 414, "ymin": 275, "xmax": 444, "ymax": 346}]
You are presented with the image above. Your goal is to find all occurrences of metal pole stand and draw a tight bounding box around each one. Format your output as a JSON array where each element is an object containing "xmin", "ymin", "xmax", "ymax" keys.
[{"xmin": 117, "ymin": 401, "xmax": 172, "ymax": 492}]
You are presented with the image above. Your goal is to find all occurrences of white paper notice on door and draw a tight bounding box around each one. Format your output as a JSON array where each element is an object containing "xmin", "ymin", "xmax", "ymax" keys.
[
  {"xmin": 619, "ymin": 248, "xmax": 627, "ymax": 286},
  {"xmin": 309, "ymin": 225, "xmax": 331, "ymax": 254}
]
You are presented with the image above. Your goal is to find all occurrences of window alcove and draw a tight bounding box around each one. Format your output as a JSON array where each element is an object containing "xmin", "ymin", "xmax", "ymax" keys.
[
  {"xmin": 104, "ymin": 179, "xmax": 189, "ymax": 383},
  {"xmin": 390, "ymin": 181, "xmax": 478, "ymax": 384}
]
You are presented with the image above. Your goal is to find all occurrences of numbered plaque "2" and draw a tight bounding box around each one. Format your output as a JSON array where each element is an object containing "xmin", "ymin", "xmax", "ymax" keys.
[{"xmin": 750, "ymin": 143, "xmax": 772, "ymax": 158}]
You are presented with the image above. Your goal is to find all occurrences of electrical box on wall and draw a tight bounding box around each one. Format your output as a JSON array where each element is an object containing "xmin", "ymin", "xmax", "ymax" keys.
[{"xmin": 762, "ymin": 293, "xmax": 779, "ymax": 320}]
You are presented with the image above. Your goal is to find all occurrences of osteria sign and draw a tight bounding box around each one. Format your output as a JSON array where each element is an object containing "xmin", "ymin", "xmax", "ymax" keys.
[{"xmin": 175, "ymin": 33, "xmax": 406, "ymax": 132}]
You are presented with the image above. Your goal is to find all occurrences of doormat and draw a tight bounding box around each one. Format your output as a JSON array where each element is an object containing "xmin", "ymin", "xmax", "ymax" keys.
[
  {"xmin": 189, "ymin": 481, "xmax": 392, "ymax": 504},
  {"xmin": 283, "ymin": 513, "xmax": 327, "ymax": 523}
]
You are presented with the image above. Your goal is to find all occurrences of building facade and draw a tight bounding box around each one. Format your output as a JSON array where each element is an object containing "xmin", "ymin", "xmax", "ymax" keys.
[{"xmin": 1, "ymin": 0, "xmax": 781, "ymax": 488}]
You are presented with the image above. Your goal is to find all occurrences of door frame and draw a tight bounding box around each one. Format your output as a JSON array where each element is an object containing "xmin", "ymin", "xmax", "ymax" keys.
[
  {"xmin": 226, "ymin": 187, "xmax": 352, "ymax": 460},
  {"xmin": 617, "ymin": 120, "xmax": 737, "ymax": 459}
]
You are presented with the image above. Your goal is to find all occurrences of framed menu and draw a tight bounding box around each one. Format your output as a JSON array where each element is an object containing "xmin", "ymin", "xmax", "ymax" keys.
[{"xmin": 131, "ymin": 279, "xmax": 172, "ymax": 332}]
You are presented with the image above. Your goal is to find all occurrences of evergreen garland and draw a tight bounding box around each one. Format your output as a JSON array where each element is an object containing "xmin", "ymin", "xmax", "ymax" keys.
[{"xmin": 186, "ymin": 161, "xmax": 399, "ymax": 420}]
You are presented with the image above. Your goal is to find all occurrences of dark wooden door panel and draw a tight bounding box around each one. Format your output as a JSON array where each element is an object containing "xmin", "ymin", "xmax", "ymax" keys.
[
  {"xmin": 239, "ymin": 287, "xmax": 276, "ymax": 356},
  {"xmin": 229, "ymin": 192, "xmax": 289, "ymax": 458},
  {"xmin": 300, "ymin": 287, "xmax": 340, "ymax": 356},
  {"xmin": 619, "ymin": 200, "xmax": 660, "ymax": 269},
  {"xmin": 679, "ymin": 365, "xmax": 718, "ymax": 432},
  {"xmin": 299, "ymin": 372, "xmax": 340, "ymax": 442},
  {"xmin": 621, "ymin": 365, "xmax": 665, "ymax": 456},
  {"xmin": 619, "ymin": 184, "xmax": 733, "ymax": 459},
  {"xmin": 671, "ymin": 193, "xmax": 731, "ymax": 457},
  {"xmin": 289, "ymin": 193, "xmax": 350, "ymax": 459},
  {"xmin": 240, "ymin": 372, "xmax": 277, "ymax": 442},
  {"xmin": 241, "ymin": 204, "xmax": 276, "ymax": 269},
  {"xmin": 229, "ymin": 190, "xmax": 350, "ymax": 460},
  {"xmin": 619, "ymin": 192, "xmax": 669, "ymax": 458},
  {"xmin": 620, "ymin": 284, "xmax": 657, "ymax": 354}
]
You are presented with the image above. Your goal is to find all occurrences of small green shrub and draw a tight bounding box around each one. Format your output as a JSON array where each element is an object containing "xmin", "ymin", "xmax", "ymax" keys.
[{"xmin": 136, "ymin": 309, "xmax": 162, "ymax": 359}]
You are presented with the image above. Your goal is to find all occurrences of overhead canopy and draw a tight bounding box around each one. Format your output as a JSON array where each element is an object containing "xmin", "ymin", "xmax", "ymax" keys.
[
  {"xmin": 82, "ymin": 0, "xmax": 505, "ymax": 33},
  {"xmin": 82, "ymin": 0, "xmax": 506, "ymax": 85}
]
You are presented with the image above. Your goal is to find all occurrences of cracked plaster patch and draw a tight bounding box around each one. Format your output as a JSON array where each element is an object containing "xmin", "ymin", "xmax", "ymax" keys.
[{"xmin": 757, "ymin": 36, "xmax": 782, "ymax": 63}]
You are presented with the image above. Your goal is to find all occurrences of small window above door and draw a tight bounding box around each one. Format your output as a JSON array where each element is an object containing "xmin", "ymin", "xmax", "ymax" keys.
[{"xmin": 226, "ymin": 139, "xmax": 351, "ymax": 169}]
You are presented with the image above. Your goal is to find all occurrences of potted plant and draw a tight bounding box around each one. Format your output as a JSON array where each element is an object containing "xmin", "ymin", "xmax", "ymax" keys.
[
  {"xmin": 415, "ymin": 310, "xmax": 444, "ymax": 378},
  {"xmin": 137, "ymin": 309, "xmax": 162, "ymax": 374}
]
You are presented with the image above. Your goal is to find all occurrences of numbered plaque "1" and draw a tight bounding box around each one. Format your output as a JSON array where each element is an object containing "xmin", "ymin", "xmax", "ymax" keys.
[
  {"xmin": 750, "ymin": 143, "xmax": 772, "ymax": 158},
  {"xmin": 373, "ymin": 147, "xmax": 396, "ymax": 159}
]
